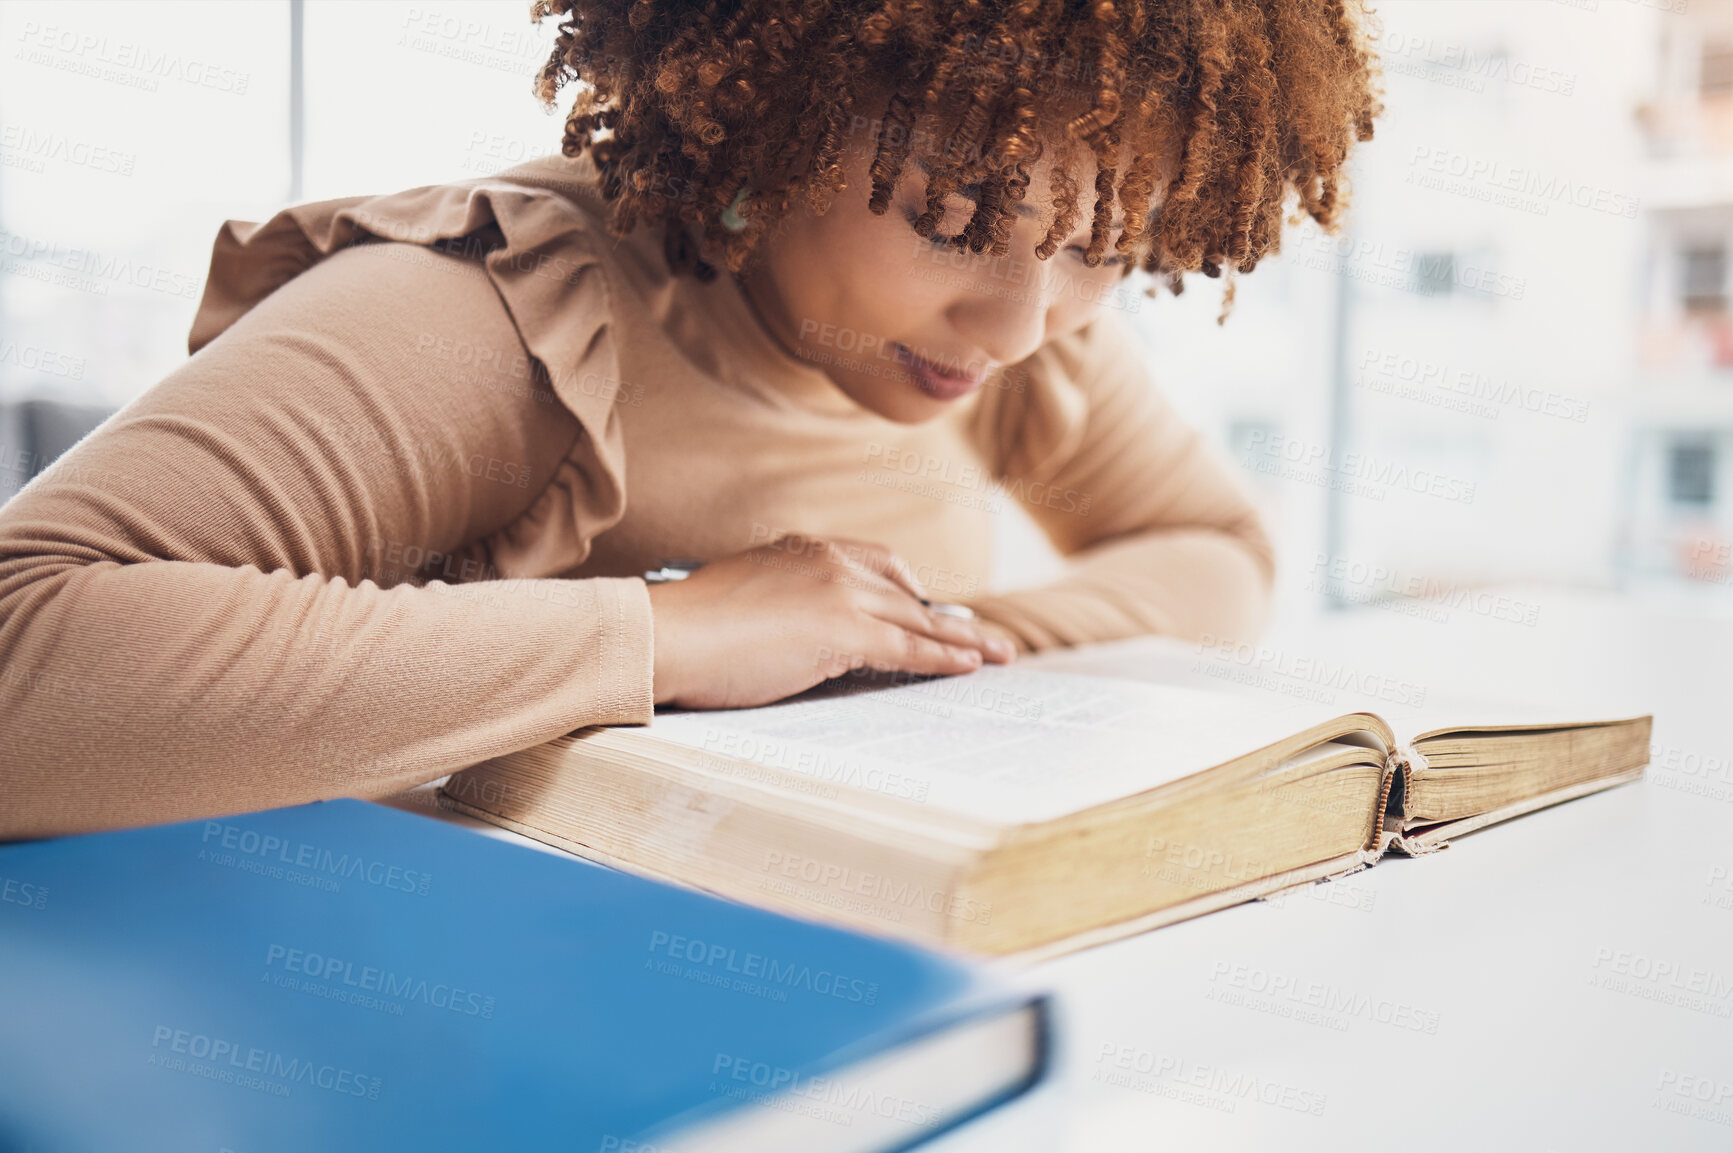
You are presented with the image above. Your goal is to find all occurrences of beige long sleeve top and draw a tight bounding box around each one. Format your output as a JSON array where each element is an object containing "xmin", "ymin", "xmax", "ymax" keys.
[{"xmin": 0, "ymin": 154, "xmax": 1273, "ymax": 839}]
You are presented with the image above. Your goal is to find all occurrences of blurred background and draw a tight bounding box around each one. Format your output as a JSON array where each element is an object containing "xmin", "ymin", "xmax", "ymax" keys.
[{"xmin": 0, "ymin": 0, "xmax": 1725, "ymax": 630}]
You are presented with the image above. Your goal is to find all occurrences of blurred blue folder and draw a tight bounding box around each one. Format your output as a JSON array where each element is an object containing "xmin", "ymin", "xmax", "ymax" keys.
[{"xmin": 0, "ymin": 799, "xmax": 1046, "ymax": 1152}]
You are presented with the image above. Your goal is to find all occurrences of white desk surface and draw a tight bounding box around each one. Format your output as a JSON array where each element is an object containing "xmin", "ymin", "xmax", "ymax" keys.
[{"xmin": 388, "ymin": 586, "xmax": 1733, "ymax": 1151}]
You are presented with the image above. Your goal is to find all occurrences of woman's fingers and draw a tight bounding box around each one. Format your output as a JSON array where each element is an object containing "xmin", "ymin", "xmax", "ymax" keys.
[
  {"xmin": 860, "ymin": 622, "xmax": 986, "ymax": 676},
  {"xmin": 816, "ymin": 535, "xmax": 929, "ymax": 602},
  {"xmin": 812, "ymin": 618, "xmax": 982, "ymax": 681},
  {"xmin": 861, "ymin": 590, "xmax": 1015, "ymax": 664},
  {"xmin": 760, "ymin": 529, "xmax": 1009, "ymax": 677},
  {"xmin": 763, "ymin": 533, "xmax": 916, "ymax": 601},
  {"xmin": 925, "ymin": 606, "xmax": 1012, "ymax": 659},
  {"xmin": 648, "ymin": 532, "xmax": 1014, "ymax": 710},
  {"xmin": 797, "ymin": 534, "xmax": 1013, "ymax": 665},
  {"xmin": 837, "ymin": 538, "xmax": 928, "ymax": 601}
]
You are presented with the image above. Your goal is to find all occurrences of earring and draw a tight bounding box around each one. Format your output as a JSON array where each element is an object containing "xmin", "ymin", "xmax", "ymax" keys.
[{"xmin": 721, "ymin": 185, "xmax": 751, "ymax": 233}]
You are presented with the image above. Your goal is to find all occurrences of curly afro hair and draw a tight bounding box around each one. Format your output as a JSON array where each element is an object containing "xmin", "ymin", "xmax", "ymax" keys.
[{"xmin": 530, "ymin": 0, "xmax": 1381, "ymax": 302}]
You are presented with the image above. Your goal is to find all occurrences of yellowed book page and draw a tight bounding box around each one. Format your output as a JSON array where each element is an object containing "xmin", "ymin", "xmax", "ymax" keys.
[
  {"xmin": 642, "ymin": 666, "xmax": 1355, "ymax": 826},
  {"xmin": 1394, "ymin": 710, "xmax": 1650, "ymax": 743},
  {"xmin": 1022, "ymin": 635, "xmax": 1643, "ymax": 746}
]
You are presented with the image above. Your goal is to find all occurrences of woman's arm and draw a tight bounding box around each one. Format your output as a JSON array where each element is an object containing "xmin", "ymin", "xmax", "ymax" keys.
[
  {"xmin": 0, "ymin": 241, "xmax": 652, "ymax": 839},
  {"xmin": 966, "ymin": 310, "xmax": 1276, "ymax": 652}
]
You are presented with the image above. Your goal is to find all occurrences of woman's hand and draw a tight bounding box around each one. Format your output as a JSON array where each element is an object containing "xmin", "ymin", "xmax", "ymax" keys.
[{"xmin": 644, "ymin": 533, "xmax": 1015, "ymax": 709}]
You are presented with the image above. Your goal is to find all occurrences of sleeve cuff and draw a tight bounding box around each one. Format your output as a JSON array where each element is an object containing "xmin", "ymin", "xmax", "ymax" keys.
[{"xmin": 591, "ymin": 575, "xmax": 656, "ymax": 726}]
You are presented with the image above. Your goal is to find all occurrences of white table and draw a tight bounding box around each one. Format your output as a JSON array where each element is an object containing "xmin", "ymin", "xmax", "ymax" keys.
[
  {"xmin": 933, "ymin": 586, "xmax": 1733, "ymax": 1151},
  {"xmin": 388, "ymin": 586, "xmax": 1733, "ymax": 1151}
]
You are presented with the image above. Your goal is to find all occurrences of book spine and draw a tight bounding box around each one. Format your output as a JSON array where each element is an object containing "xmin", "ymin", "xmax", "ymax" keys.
[
  {"xmin": 1369, "ymin": 744, "xmax": 1436, "ymax": 858},
  {"xmin": 1384, "ymin": 744, "xmax": 1429, "ymax": 823}
]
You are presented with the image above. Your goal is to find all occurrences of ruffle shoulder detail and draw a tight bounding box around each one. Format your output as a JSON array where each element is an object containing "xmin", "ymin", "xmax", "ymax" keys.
[{"xmin": 188, "ymin": 177, "xmax": 631, "ymax": 574}]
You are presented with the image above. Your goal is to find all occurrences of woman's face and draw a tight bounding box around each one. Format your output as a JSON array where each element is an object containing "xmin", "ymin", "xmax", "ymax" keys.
[{"xmin": 739, "ymin": 129, "xmax": 1145, "ymax": 424}]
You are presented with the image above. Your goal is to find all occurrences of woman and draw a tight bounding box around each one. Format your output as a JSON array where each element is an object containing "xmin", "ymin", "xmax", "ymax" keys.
[{"xmin": 0, "ymin": 0, "xmax": 1380, "ymax": 837}]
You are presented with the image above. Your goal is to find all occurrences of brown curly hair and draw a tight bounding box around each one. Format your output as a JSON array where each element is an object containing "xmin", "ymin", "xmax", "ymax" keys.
[{"xmin": 530, "ymin": 0, "xmax": 1381, "ymax": 301}]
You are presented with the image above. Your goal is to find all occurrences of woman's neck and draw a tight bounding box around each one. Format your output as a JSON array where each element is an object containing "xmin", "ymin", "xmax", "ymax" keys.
[{"xmin": 733, "ymin": 264, "xmax": 812, "ymax": 371}]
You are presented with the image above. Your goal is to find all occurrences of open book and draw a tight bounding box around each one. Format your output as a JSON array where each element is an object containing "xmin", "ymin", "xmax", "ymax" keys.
[{"xmin": 439, "ymin": 665, "xmax": 1651, "ymax": 958}]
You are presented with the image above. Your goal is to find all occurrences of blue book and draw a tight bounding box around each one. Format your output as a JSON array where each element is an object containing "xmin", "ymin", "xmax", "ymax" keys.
[{"xmin": 0, "ymin": 799, "xmax": 1046, "ymax": 1152}]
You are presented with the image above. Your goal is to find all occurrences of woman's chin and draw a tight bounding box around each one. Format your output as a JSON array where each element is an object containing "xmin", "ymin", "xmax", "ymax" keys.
[
  {"xmin": 887, "ymin": 387, "xmax": 972, "ymax": 423},
  {"xmin": 828, "ymin": 374, "xmax": 970, "ymax": 424}
]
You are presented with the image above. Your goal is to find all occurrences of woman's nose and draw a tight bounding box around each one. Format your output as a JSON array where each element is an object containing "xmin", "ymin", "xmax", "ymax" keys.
[{"xmin": 942, "ymin": 240, "xmax": 1065, "ymax": 368}]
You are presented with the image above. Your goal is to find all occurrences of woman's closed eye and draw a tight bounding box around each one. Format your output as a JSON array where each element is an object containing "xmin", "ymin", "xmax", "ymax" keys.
[
  {"xmin": 903, "ymin": 206, "xmax": 1125, "ymax": 267},
  {"xmin": 1067, "ymin": 244, "xmax": 1127, "ymax": 269}
]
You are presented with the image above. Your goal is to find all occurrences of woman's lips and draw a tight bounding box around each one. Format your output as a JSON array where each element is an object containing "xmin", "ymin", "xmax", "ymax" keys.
[{"xmin": 895, "ymin": 344, "xmax": 987, "ymax": 400}]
